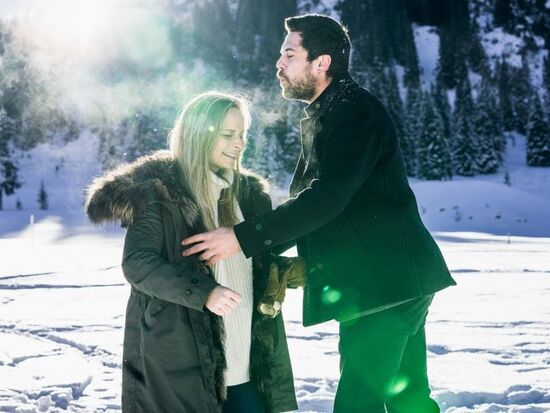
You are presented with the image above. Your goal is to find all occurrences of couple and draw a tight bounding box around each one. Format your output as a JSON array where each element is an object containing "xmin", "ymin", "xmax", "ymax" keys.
[{"xmin": 86, "ymin": 14, "xmax": 455, "ymax": 413}]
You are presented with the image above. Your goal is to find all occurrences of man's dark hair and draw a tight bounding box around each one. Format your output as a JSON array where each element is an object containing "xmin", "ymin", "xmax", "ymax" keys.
[{"xmin": 285, "ymin": 14, "xmax": 351, "ymax": 79}]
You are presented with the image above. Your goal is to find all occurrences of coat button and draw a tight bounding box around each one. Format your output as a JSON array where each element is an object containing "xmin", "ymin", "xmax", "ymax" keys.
[
  {"xmin": 317, "ymin": 262, "xmax": 325, "ymax": 270},
  {"xmin": 185, "ymin": 289, "xmax": 193, "ymax": 295},
  {"xmin": 314, "ymin": 103, "xmax": 320, "ymax": 109},
  {"xmin": 264, "ymin": 239, "xmax": 273, "ymax": 246},
  {"xmin": 255, "ymin": 223, "xmax": 263, "ymax": 231}
]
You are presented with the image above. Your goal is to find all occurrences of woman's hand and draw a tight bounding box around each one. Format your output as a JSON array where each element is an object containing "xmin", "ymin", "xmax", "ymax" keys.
[{"xmin": 205, "ymin": 286, "xmax": 242, "ymax": 316}]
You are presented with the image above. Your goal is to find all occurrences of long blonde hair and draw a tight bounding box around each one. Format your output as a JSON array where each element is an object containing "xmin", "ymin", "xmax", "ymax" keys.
[{"xmin": 169, "ymin": 92, "xmax": 251, "ymax": 230}]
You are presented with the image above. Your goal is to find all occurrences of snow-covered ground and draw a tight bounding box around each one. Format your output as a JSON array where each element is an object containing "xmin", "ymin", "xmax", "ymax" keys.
[
  {"xmin": 1, "ymin": 219, "xmax": 549, "ymax": 413},
  {"xmin": 1, "ymin": 132, "xmax": 549, "ymax": 412}
]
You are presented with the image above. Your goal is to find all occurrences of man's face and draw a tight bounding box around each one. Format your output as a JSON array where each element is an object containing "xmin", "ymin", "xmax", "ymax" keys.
[{"xmin": 276, "ymin": 32, "xmax": 318, "ymax": 102}]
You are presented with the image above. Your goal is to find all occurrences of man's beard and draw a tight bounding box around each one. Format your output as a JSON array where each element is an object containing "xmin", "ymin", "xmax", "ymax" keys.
[{"xmin": 280, "ymin": 71, "xmax": 317, "ymax": 101}]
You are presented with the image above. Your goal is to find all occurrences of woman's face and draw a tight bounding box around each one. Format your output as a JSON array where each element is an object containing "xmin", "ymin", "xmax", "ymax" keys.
[{"xmin": 209, "ymin": 107, "xmax": 246, "ymax": 172}]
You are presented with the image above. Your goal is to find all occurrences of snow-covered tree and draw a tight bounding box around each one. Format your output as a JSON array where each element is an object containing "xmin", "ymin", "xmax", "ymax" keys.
[
  {"xmin": 432, "ymin": 79, "xmax": 452, "ymax": 141},
  {"xmin": 124, "ymin": 109, "xmax": 166, "ymax": 162},
  {"xmin": 468, "ymin": 17, "xmax": 489, "ymax": 74},
  {"xmin": 383, "ymin": 67, "xmax": 410, "ymax": 175},
  {"xmin": 451, "ymin": 76, "xmax": 480, "ymax": 176},
  {"xmin": 497, "ymin": 58, "xmax": 515, "ymax": 133},
  {"xmin": 37, "ymin": 180, "xmax": 49, "ymax": 210},
  {"xmin": 543, "ymin": 55, "xmax": 550, "ymax": 97},
  {"xmin": 416, "ymin": 92, "xmax": 452, "ymax": 180},
  {"xmin": 436, "ymin": 0, "xmax": 469, "ymax": 89},
  {"xmin": 526, "ymin": 93, "xmax": 550, "ymax": 167},
  {"xmin": 474, "ymin": 77, "xmax": 503, "ymax": 174},
  {"xmin": 509, "ymin": 52, "xmax": 534, "ymax": 134},
  {"xmin": 404, "ymin": 83, "xmax": 422, "ymax": 176},
  {"xmin": 0, "ymin": 108, "xmax": 22, "ymax": 210}
]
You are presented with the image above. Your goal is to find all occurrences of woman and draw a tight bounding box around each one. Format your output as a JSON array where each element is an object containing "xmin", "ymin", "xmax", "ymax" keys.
[{"xmin": 85, "ymin": 92, "xmax": 297, "ymax": 413}]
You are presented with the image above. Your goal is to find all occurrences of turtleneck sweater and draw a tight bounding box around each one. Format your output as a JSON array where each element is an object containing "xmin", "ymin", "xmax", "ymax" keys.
[{"xmin": 208, "ymin": 170, "xmax": 253, "ymax": 386}]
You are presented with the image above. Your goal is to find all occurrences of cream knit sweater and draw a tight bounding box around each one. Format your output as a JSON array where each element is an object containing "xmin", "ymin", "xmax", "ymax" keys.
[{"xmin": 208, "ymin": 170, "xmax": 253, "ymax": 386}]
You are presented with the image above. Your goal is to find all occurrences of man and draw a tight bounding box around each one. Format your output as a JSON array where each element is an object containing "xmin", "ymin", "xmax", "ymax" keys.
[{"xmin": 183, "ymin": 14, "xmax": 456, "ymax": 413}]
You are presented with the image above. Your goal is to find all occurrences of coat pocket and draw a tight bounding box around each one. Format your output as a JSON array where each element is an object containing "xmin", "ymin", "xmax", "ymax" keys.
[{"xmin": 143, "ymin": 297, "xmax": 168, "ymax": 329}]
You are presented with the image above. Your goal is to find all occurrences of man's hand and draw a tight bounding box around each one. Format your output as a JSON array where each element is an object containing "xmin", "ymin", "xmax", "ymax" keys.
[
  {"xmin": 205, "ymin": 286, "xmax": 242, "ymax": 316},
  {"xmin": 181, "ymin": 227, "xmax": 242, "ymax": 265}
]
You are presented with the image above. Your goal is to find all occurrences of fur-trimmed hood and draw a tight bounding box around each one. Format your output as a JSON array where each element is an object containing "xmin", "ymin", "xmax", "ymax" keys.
[{"xmin": 85, "ymin": 150, "xmax": 268, "ymax": 227}]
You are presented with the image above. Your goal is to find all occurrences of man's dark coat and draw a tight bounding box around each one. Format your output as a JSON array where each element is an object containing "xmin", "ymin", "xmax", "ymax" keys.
[
  {"xmin": 235, "ymin": 74, "xmax": 456, "ymax": 326},
  {"xmin": 85, "ymin": 151, "xmax": 297, "ymax": 413}
]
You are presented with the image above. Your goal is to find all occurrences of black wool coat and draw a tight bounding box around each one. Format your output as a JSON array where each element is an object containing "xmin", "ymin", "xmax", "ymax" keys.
[
  {"xmin": 235, "ymin": 74, "xmax": 456, "ymax": 326},
  {"xmin": 85, "ymin": 151, "xmax": 297, "ymax": 413}
]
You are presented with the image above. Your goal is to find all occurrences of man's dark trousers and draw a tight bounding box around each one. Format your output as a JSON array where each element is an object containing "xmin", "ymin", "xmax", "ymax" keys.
[{"xmin": 334, "ymin": 295, "xmax": 440, "ymax": 413}]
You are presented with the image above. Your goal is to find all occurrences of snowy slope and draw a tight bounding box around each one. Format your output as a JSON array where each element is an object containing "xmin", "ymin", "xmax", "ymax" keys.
[{"xmin": 410, "ymin": 134, "xmax": 550, "ymax": 237}]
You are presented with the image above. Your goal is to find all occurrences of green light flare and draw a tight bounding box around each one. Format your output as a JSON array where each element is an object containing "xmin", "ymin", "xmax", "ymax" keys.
[
  {"xmin": 321, "ymin": 285, "xmax": 342, "ymax": 305},
  {"xmin": 388, "ymin": 374, "xmax": 410, "ymax": 396}
]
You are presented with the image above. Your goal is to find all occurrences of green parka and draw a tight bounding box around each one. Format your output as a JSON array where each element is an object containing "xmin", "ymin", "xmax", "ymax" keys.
[{"xmin": 86, "ymin": 151, "xmax": 297, "ymax": 413}]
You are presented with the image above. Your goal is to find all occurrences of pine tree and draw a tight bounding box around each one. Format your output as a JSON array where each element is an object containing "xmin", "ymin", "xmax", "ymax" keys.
[
  {"xmin": 494, "ymin": 0, "xmax": 515, "ymax": 32},
  {"xmin": 401, "ymin": 19, "xmax": 421, "ymax": 89},
  {"xmin": 416, "ymin": 91, "xmax": 452, "ymax": 180},
  {"xmin": 384, "ymin": 67, "xmax": 410, "ymax": 173},
  {"xmin": 404, "ymin": 83, "xmax": 423, "ymax": 176},
  {"xmin": 497, "ymin": 58, "xmax": 515, "ymax": 133},
  {"xmin": 526, "ymin": 93, "xmax": 550, "ymax": 166},
  {"xmin": 451, "ymin": 76, "xmax": 480, "ymax": 176},
  {"xmin": 432, "ymin": 79, "xmax": 452, "ymax": 140},
  {"xmin": 125, "ymin": 109, "xmax": 166, "ymax": 161},
  {"xmin": 504, "ymin": 169, "xmax": 511, "ymax": 186},
  {"xmin": 543, "ymin": 55, "xmax": 550, "ymax": 97},
  {"xmin": 98, "ymin": 122, "xmax": 128, "ymax": 171},
  {"xmin": 191, "ymin": 0, "xmax": 237, "ymax": 80},
  {"xmin": 0, "ymin": 108, "xmax": 22, "ymax": 210},
  {"xmin": 474, "ymin": 77, "xmax": 503, "ymax": 173},
  {"xmin": 38, "ymin": 180, "xmax": 49, "ymax": 210},
  {"xmin": 436, "ymin": 26, "xmax": 457, "ymax": 89},
  {"xmin": 435, "ymin": 0, "xmax": 470, "ymax": 89},
  {"xmin": 509, "ymin": 52, "xmax": 534, "ymax": 134},
  {"xmin": 468, "ymin": 17, "xmax": 489, "ymax": 74}
]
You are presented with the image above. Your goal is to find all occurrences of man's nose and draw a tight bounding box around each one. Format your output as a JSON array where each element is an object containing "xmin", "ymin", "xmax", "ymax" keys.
[{"xmin": 276, "ymin": 56, "xmax": 285, "ymax": 70}]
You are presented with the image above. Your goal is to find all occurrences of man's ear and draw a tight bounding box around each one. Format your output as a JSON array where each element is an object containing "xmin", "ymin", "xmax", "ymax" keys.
[{"xmin": 316, "ymin": 54, "xmax": 332, "ymax": 75}]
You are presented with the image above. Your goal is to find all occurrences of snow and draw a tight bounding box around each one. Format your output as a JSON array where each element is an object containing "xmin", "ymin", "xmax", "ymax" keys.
[
  {"xmin": 482, "ymin": 28, "xmax": 524, "ymax": 68},
  {"xmin": 410, "ymin": 133, "xmax": 550, "ymax": 237},
  {"xmin": 1, "ymin": 132, "xmax": 550, "ymax": 412},
  {"xmin": 1, "ymin": 223, "xmax": 549, "ymax": 412},
  {"xmin": 413, "ymin": 25, "xmax": 440, "ymax": 89},
  {"xmin": 3, "ymin": 131, "xmax": 101, "ymax": 212}
]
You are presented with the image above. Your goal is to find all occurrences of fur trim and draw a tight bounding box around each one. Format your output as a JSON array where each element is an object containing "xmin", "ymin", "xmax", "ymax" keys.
[
  {"xmin": 85, "ymin": 150, "xmax": 268, "ymax": 228},
  {"xmin": 250, "ymin": 315, "xmax": 276, "ymax": 409},
  {"xmin": 210, "ymin": 313, "xmax": 227, "ymax": 402}
]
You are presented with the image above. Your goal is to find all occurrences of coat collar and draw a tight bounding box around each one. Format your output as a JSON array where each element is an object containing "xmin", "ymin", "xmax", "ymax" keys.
[
  {"xmin": 303, "ymin": 72, "xmax": 357, "ymax": 119},
  {"xmin": 85, "ymin": 150, "xmax": 268, "ymax": 228}
]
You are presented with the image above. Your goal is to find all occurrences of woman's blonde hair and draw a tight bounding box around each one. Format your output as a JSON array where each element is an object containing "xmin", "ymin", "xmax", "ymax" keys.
[{"xmin": 169, "ymin": 91, "xmax": 251, "ymax": 230}]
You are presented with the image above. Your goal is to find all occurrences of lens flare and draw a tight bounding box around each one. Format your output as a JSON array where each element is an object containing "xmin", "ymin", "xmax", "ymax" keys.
[
  {"xmin": 389, "ymin": 374, "xmax": 410, "ymax": 396},
  {"xmin": 321, "ymin": 285, "xmax": 342, "ymax": 305}
]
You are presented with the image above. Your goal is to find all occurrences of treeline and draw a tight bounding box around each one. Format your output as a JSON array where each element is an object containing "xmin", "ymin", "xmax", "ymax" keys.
[
  {"xmin": 1, "ymin": 0, "xmax": 550, "ymax": 210},
  {"xmin": 338, "ymin": 0, "xmax": 550, "ymax": 180},
  {"xmin": 0, "ymin": 21, "xmax": 80, "ymax": 209}
]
